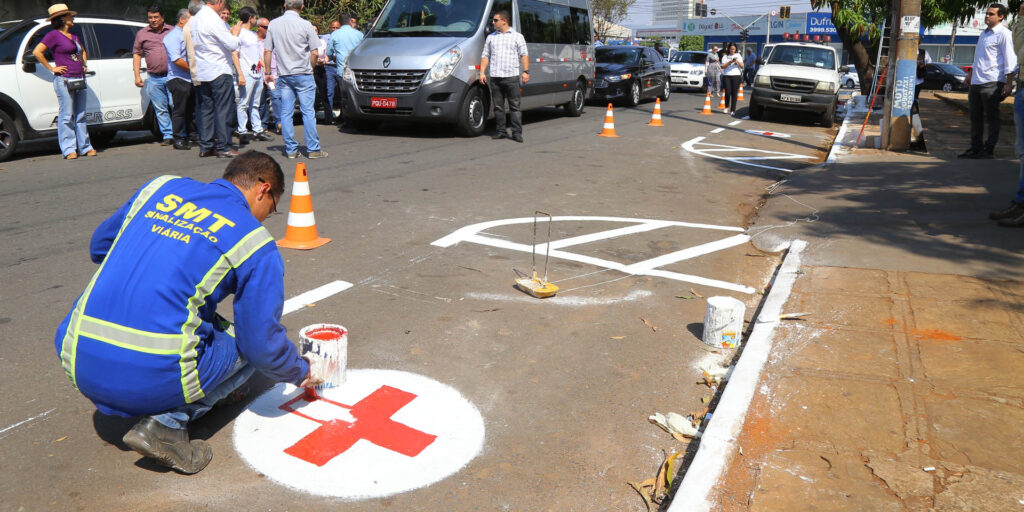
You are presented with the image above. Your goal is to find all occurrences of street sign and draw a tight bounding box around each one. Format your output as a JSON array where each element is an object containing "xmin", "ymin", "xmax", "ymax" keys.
[{"xmin": 233, "ymin": 369, "xmax": 486, "ymax": 498}]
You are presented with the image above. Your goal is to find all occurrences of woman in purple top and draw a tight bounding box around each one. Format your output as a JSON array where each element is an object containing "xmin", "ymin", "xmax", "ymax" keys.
[{"xmin": 32, "ymin": 4, "xmax": 95, "ymax": 160}]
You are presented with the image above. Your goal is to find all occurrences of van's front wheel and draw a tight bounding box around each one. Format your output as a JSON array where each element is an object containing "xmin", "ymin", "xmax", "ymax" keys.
[{"xmin": 455, "ymin": 87, "xmax": 487, "ymax": 137}]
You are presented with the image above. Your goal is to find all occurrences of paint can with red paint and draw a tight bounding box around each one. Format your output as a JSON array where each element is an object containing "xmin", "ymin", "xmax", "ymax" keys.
[{"xmin": 299, "ymin": 323, "xmax": 348, "ymax": 389}]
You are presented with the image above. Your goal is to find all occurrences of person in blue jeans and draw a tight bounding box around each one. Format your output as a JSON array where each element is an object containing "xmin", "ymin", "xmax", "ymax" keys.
[
  {"xmin": 263, "ymin": 0, "xmax": 326, "ymax": 159},
  {"xmin": 991, "ymin": 2, "xmax": 1024, "ymax": 227},
  {"xmin": 132, "ymin": 6, "xmax": 174, "ymax": 145},
  {"xmin": 33, "ymin": 5, "xmax": 95, "ymax": 160}
]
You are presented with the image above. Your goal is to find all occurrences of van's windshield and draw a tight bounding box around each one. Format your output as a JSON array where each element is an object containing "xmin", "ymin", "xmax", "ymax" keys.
[
  {"xmin": 767, "ymin": 46, "xmax": 835, "ymax": 69},
  {"xmin": 371, "ymin": 0, "xmax": 488, "ymax": 37}
]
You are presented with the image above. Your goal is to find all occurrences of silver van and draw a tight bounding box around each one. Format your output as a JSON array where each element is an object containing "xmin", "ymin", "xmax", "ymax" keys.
[{"xmin": 339, "ymin": 0, "xmax": 595, "ymax": 136}]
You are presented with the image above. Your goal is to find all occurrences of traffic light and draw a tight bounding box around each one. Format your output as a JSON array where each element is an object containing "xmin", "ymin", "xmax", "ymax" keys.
[
  {"xmin": 694, "ymin": 2, "xmax": 707, "ymax": 17},
  {"xmin": 710, "ymin": 8, "xmax": 717, "ymax": 15},
  {"xmin": 779, "ymin": 6, "xmax": 791, "ymax": 19},
  {"xmin": 739, "ymin": 29, "xmax": 749, "ymax": 41}
]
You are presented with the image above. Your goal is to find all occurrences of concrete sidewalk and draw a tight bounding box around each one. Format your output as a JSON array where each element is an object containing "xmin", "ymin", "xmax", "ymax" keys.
[{"xmin": 688, "ymin": 91, "xmax": 1024, "ymax": 510}]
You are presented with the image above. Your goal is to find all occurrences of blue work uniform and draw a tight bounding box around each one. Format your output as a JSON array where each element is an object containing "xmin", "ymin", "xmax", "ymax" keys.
[{"xmin": 54, "ymin": 176, "xmax": 309, "ymax": 418}]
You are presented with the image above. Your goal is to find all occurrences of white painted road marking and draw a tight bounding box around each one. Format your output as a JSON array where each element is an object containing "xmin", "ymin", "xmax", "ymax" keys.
[
  {"xmin": 234, "ymin": 369, "xmax": 485, "ymax": 499},
  {"xmin": 466, "ymin": 289, "xmax": 653, "ymax": 306},
  {"xmin": 0, "ymin": 408, "xmax": 56, "ymax": 440},
  {"xmin": 744, "ymin": 130, "xmax": 791, "ymax": 138},
  {"xmin": 432, "ymin": 216, "xmax": 755, "ymax": 294},
  {"xmin": 711, "ymin": 128, "xmax": 725, "ymax": 134},
  {"xmin": 728, "ymin": 121, "xmax": 742, "ymax": 126},
  {"xmin": 681, "ymin": 136, "xmax": 815, "ymax": 173},
  {"xmin": 283, "ymin": 280, "xmax": 353, "ymax": 315}
]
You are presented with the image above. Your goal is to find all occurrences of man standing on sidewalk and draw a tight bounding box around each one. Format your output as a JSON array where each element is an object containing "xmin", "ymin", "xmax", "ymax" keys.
[
  {"xmin": 164, "ymin": 9, "xmax": 195, "ymax": 150},
  {"xmin": 960, "ymin": 3, "xmax": 1016, "ymax": 160},
  {"xmin": 479, "ymin": 10, "xmax": 529, "ymax": 143},
  {"xmin": 264, "ymin": 0, "xmax": 327, "ymax": 159},
  {"xmin": 133, "ymin": 6, "xmax": 173, "ymax": 146},
  {"xmin": 191, "ymin": 0, "xmax": 243, "ymax": 158},
  {"xmin": 990, "ymin": 2, "xmax": 1024, "ymax": 226}
]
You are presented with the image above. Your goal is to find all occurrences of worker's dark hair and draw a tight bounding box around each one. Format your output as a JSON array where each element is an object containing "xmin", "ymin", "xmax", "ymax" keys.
[
  {"xmin": 989, "ymin": 3, "xmax": 1007, "ymax": 18},
  {"xmin": 338, "ymin": 13, "xmax": 353, "ymax": 25},
  {"xmin": 238, "ymin": 6, "xmax": 258, "ymax": 23},
  {"xmin": 494, "ymin": 10, "xmax": 509, "ymax": 22},
  {"xmin": 146, "ymin": 4, "xmax": 162, "ymax": 15},
  {"xmin": 223, "ymin": 151, "xmax": 285, "ymax": 199}
]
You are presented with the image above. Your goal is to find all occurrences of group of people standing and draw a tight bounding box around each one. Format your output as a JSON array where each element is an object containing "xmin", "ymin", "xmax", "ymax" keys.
[
  {"xmin": 33, "ymin": 1, "xmax": 364, "ymax": 161},
  {"xmin": 704, "ymin": 43, "xmax": 748, "ymax": 116}
]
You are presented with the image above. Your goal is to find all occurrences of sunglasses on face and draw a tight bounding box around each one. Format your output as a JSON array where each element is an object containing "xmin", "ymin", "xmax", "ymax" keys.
[
  {"xmin": 258, "ymin": 24, "xmax": 268, "ymax": 28},
  {"xmin": 492, "ymin": 18, "xmax": 502, "ymax": 22}
]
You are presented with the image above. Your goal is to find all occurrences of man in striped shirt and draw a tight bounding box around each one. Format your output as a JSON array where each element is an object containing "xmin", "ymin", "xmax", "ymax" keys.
[{"xmin": 479, "ymin": 10, "xmax": 529, "ymax": 142}]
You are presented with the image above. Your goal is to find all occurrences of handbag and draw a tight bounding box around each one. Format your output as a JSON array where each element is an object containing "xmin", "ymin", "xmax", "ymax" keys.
[{"xmin": 65, "ymin": 77, "xmax": 86, "ymax": 92}]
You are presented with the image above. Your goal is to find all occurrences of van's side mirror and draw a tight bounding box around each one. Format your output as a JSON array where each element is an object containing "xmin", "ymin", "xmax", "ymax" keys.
[
  {"xmin": 22, "ymin": 52, "xmax": 37, "ymax": 73},
  {"xmin": 756, "ymin": 58, "xmax": 764, "ymax": 66}
]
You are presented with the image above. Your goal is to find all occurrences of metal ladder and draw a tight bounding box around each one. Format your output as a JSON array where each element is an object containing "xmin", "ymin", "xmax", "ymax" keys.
[{"xmin": 867, "ymin": 18, "xmax": 891, "ymax": 107}]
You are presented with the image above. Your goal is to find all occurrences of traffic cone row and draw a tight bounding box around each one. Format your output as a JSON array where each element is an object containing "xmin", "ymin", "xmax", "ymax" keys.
[
  {"xmin": 738, "ymin": 82, "xmax": 745, "ymax": 102},
  {"xmin": 701, "ymin": 91, "xmax": 713, "ymax": 115},
  {"xmin": 277, "ymin": 162, "xmax": 331, "ymax": 250}
]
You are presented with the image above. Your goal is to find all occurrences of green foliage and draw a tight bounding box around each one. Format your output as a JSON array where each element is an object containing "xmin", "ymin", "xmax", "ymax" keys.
[
  {"xmin": 299, "ymin": 0, "xmax": 389, "ymax": 32},
  {"xmin": 678, "ymin": 35, "xmax": 704, "ymax": 51},
  {"xmin": 593, "ymin": 0, "xmax": 639, "ymax": 41}
]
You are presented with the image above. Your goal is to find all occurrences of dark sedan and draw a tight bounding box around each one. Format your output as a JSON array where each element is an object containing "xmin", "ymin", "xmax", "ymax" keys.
[
  {"xmin": 922, "ymin": 63, "xmax": 968, "ymax": 92},
  {"xmin": 592, "ymin": 46, "xmax": 672, "ymax": 106}
]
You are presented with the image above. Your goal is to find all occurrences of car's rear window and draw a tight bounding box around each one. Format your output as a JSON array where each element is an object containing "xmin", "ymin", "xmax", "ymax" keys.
[{"xmin": 596, "ymin": 47, "xmax": 640, "ymax": 64}]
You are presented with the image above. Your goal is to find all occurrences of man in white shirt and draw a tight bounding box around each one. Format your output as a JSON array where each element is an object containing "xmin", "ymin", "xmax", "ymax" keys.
[
  {"xmin": 961, "ymin": 3, "xmax": 1017, "ymax": 159},
  {"xmin": 190, "ymin": 0, "xmax": 243, "ymax": 158},
  {"xmin": 232, "ymin": 6, "xmax": 272, "ymax": 144},
  {"xmin": 479, "ymin": 10, "xmax": 529, "ymax": 142}
]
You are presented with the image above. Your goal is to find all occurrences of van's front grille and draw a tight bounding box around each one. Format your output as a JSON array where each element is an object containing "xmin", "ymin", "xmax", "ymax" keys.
[
  {"xmin": 771, "ymin": 77, "xmax": 816, "ymax": 93},
  {"xmin": 360, "ymin": 106, "xmax": 415, "ymax": 115},
  {"xmin": 354, "ymin": 69, "xmax": 427, "ymax": 93}
]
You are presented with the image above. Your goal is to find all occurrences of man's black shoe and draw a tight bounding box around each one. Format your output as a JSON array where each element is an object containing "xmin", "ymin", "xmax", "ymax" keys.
[
  {"xmin": 198, "ymin": 150, "xmax": 217, "ymax": 157},
  {"xmin": 160, "ymin": 138, "xmax": 174, "ymax": 146},
  {"xmin": 173, "ymin": 139, "xmax": 191, "ymax": 150},
  {"xmin": 989, "ymin": 202, "xmax": 1023, "ymax": 220},
  {"xmin": 492, "ymin": 132, "xmax": 507, "ymax": 140},
  {"xmin": 122, "ymin": 417, "xmax": 212, "ymax": 474},
  {"xmin": 511, "ymin": 133, "xmax": 524, "ymax": 143},
  {"xmin": 998, "ymin": 210, "xmax": 1024, "ymax": 227},
  {"xmin": 958, "ymin": 149, "xmax": 982, "ymax": 159}
]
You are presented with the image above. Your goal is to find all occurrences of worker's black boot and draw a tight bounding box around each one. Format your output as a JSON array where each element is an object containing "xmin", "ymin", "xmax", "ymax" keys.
[{"xmin": 122, "ymin": 417, "xmax": 212, "ymax": 474}]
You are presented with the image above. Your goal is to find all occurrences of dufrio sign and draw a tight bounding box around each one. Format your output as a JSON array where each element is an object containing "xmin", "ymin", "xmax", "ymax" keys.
[{"xmin": 806, "ymin": 12, "xmax": 837, "ymax": 35}]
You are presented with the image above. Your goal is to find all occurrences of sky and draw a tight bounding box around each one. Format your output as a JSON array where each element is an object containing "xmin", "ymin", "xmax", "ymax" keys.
[{"xmin": 623, "ymin": 0, "xmax": 818, "ymax": 28}]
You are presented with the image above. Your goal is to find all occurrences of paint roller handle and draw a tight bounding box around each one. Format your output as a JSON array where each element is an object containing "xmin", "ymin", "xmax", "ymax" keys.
[{"xmin": 300, "ymin": 353, "xmax": 326, "ymax": 388}]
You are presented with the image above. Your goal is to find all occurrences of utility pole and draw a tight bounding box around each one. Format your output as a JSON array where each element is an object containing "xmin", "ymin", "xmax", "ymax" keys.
[{"xmin": 882, "ymin": 0, "xmax": 921, "ymax": 150}]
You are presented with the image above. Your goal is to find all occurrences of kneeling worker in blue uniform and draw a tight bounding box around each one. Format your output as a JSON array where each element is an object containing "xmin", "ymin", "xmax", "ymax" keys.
[{"xmin": 54, "ymin": 150, "xmax": 325, "ymax": 474}]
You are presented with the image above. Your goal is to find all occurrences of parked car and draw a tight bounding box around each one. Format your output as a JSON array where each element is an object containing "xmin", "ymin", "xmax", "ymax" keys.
[
  {"xmin": 839, "ymin": 65, "xmax": 859, "ymax": 89},
  {"xmin": 593, "ymin": 45, "xmax": 671, "ymax": 106},
  {"xmin": 922, "ymin": 62, "xmax": 967, "ymax": 92},
  {"xmin": 0, "ymin": 15, "xmax": 156, "ymax": 161},
  {"xmin": 668, "ymin": 50, "xmax": 706, "ymax": 92},
  {"xmin": 749, "ymin": 42, "xmax": 840, "ymax": 126}
]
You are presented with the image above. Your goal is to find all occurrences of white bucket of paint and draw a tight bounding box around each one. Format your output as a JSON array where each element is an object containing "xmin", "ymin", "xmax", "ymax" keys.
[
  {"xmin": 299, "ymin": 323, "xmax": 348, "ymax": 389},
  {"xmin": 702, "ymin": 296, "xmax": 745, "ymax": 349}
]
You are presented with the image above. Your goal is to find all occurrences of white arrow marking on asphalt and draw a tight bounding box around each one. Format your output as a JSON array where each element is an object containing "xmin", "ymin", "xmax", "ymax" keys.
[
  {"xmin": 432, "ymin": 216, "xmax": 754, "ymax": 294},
  {"xmin": 681, "ymin": 136, "xmax": 814, "ymax": 172}
]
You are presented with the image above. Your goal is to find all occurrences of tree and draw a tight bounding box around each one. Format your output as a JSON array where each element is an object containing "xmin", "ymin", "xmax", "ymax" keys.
[
  {"xmin": 810, "ymin": 0, "xmax": 1006, "ymax": 95},
  {"xmin": 295, "ymin": 0, "xmax": 389, "ymax": 32},
  {"xmin": 592, "ymin": 0, "xmax": 639, "ymax": 42},
  {"xmin": 679, "ymin": 35, "xmax": 704, "ymax": 51}
]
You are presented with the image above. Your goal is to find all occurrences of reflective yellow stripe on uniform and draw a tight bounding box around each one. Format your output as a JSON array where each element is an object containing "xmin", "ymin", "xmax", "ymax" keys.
[
  {"xmin": 60, "ymin": 176, "xmax": 180, "ymax": 389},
  {"xmin": 177, "ymin": 226, "xmax": 275, "ymax": 403}
]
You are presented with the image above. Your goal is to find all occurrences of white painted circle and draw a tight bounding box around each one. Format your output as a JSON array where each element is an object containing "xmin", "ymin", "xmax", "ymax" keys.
[{"xmin": 233, "ymin": 369, "xmax": 486, "ymax": 498}]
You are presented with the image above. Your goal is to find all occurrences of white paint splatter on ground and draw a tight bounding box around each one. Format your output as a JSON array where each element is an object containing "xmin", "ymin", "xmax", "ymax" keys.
[{"xmin": 0, "ymin": 408, "xmax": 56, "ymax": 439}]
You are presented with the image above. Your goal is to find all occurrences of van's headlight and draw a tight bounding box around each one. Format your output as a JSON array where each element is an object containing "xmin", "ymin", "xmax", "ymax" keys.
[
  {"xmin": 815, "ymin": 80, "xmax": 835, "ymax": 92},
  {"xmin": 424, "ymin": 46, "xmax": 462, "ymax": 85},
  {"xmin": 755, "ymin": 73, "xmax": 770, "ymax": 86},
  {"xmin": 343, "ymin": 64, "xmax": 356, "ymax": 86}
]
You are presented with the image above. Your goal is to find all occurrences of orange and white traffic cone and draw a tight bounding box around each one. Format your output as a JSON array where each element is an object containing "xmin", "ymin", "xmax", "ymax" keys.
[
  {"xmin": 701, "ymin": 91, "xmax": 713, "ymax": 115},
  {"xmin": 718, "ymin": 94, "xmax": 727, "ymax": 110},
  {"xmin": 598, "ymin": 103, "xmax": 619, "ymax": 137},
  {"xmin": 277, "ymin": 162, "xmax": 331, "ymax": 250},
  {"xmin": 738, "ymin": 82, "xmax": 745, "ymax": 101},
  {"xmin": 648, "ymin": 98, "xmax": 664, "ymax": 127}
]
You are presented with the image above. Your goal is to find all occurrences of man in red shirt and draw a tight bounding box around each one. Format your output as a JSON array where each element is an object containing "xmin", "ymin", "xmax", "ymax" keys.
[{"xmin": 133, "ymin": 5, "xmax": 174, "ymax": 145}]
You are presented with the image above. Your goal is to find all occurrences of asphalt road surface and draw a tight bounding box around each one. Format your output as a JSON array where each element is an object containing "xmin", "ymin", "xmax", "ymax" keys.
[{"xmin": 0, "ymin": 90, "xmax": 837, "ymax": 511}]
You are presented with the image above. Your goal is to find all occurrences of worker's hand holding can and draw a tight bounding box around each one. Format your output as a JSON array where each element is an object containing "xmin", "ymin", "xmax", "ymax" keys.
[{"xmin": 300, "ymin": 353, "xmax": 326, "ymax": 388}]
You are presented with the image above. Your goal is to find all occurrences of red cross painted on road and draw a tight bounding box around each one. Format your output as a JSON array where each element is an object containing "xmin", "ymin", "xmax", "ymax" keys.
[{"xmin": 278, "ymin": 385, "xmax": 438, "ymax": 467}]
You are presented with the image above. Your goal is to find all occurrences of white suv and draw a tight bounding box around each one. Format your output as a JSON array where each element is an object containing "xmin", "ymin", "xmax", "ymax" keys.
[
  {"xmin": 749, "ymin": 42, "xmax": 840, "ymax": 126},
  {"xmin": 0, "ymin": 16, "xmax": 154, "ymax": 161}
]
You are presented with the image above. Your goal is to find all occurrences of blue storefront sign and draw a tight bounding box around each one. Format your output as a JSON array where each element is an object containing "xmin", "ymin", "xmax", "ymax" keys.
[{"xmin": 806, "ymin": 12, "xmax": 837, "ymax": 35}]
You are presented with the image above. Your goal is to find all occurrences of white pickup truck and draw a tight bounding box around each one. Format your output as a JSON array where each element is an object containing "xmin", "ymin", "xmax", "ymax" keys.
[{"xmin": 749, "ymin": 42, "xmax": 840, "ymax": 126}]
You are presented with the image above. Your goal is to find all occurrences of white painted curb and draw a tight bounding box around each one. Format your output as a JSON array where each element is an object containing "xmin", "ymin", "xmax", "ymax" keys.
[{"xmin": 667, "ymin": 239, "xmax": 807, "ymax": 512}]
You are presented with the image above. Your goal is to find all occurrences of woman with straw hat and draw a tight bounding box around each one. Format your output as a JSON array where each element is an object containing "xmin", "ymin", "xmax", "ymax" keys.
[{"xmin": 32, "ymin": 4, "xmax": 96, "ymax": 160}]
